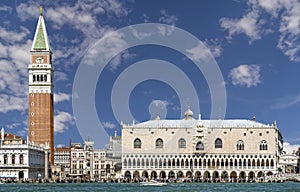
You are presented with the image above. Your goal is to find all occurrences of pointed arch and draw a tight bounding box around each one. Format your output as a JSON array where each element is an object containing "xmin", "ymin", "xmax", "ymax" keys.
[
  {"xmin": 237, "ymin": 140, "xmax": 244, "ymax": 150},
  {"xmin": 133, "ymin": 138, "xmax": 141, "ymax": 148},
  {"xmin": 178, "ymin": 138, "xmax": 186, "ymax": 148},
  {"xmin": 215, "ymin": 138, "xmax": 223, "ymax": 148},
  {"xmin": 155, "ymin": 138, "xmax": 163, "ymax": 148},
  {"xmin": 196, "ymin": 141, "xmax": 204, "ymax": 150},
  {"xmin": 260, "ymin": 140, "xmax": 268, "ymax": 150}
]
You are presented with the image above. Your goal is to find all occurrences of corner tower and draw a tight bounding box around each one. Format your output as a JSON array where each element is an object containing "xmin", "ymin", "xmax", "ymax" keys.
[{"xmin": 28, "ymin": 6, "xmax": 54, "ymax": 165}]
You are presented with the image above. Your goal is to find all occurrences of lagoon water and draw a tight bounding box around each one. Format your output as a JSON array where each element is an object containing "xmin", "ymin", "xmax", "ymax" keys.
[{"xmin": 0, "ymin": 182, "xmax": 299, "ymax": 192}]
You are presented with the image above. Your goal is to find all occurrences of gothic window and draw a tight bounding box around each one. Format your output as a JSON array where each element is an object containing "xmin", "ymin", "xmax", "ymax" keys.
[
  {"xmin": 259, "ymin": 140, "xmax": 268, "ymax": 150},
  {"xmin": 44, "ymin": 75, "xmax": 47, "ymax": 82},
  {"xmin": 41, "ymin": 75, "xmax": 43, "ymax": 82},
  {"xmin": 37, "ymin": 75, "xmax": 39, "ymax": 82},
  {"xmin": 195, "ymin": 141, "xmax": 204, "ymax": 150},
  {"xmin": 215, "ymin": 138, "xmax": 223, "ymax": 148},
  {"xmin": 237, "ymin": 140, "xmax": 244, "ymax": 150},
  {"xmin": 33, "ymin": 75, "xmax": 36, "ymax": 82},
  {"xmin": 133, "ymin": 138, "xmax": 141, "ymax": 149},
  {"xmin": 178, "ymin": 138, "xmax": 186, "ymax": 148},
  {"xmin": 155, "ymin": 138, "xmax": 163, "ymax": 148}
]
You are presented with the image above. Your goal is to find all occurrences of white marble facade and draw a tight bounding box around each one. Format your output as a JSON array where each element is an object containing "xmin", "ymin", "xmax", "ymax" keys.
[{"xmin": 121, "ymin": 108, "xmax": 283, "ymax": 181}]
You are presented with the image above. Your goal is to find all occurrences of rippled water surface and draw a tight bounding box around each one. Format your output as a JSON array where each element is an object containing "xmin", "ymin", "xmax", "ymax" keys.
[{"xmin": 0, "ymin": 182, "xmax": 299, "ymax": 192}]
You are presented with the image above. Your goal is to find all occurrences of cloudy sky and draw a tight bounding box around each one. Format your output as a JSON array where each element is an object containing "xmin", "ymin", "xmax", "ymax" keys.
[{"xmin": 0, "ymin": 0, "xmax": 299, "ymax": 151}]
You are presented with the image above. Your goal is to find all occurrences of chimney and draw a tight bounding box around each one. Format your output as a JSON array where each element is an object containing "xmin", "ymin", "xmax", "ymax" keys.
[{"xmin": 253, "ymin": 116, "xmax": 256, "ymax": 121}]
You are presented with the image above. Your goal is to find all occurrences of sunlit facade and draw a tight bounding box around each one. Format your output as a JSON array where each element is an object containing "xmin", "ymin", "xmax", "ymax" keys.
[
  {"xmin": 0, "ymin": 128, "xmax": 45, "ymax": 180},
  {"xmin": 121, "ymin": 108, "xmax": 283, "ymax": 181}
]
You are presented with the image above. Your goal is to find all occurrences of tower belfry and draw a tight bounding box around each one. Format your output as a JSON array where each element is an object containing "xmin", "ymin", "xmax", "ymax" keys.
[{"xmin": 28, "ymin": 6, "xmax": 54, "ymax": 165}]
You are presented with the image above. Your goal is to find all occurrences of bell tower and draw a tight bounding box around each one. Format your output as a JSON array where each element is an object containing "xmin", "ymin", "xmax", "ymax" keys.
[{"xmin": 28, "ymin": 6, "xmax": 54, "ymax": 165}]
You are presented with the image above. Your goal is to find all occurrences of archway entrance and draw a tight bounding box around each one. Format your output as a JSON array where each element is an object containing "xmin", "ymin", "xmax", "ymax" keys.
[
  {"xmin": 151, "ymin": 171, "xmax": 157, "ymax": 179},
  {"xmin": 212, "ymin": 171, "xmax": 219, "ymax": 179},
  {"xmin": 125, "ymin": 171, "xmax": 131, "ymax": 179},
  {"xmin": 195, "ymin": 171, "xmax": 201, "ymax": 179},
  {"xmin": 177, "ymin": 171, "xmax": 183, "ymax": 178},
  {"xmin": 142, "ymin": 171, "xmax": 148, "ymax": 178},
  {"xmin": 168, "ymin": 171, "xmax": 175, "ymax": 178},
  {"xmin": 160, "ymin": 171, "xmax": 166, "ymax": 179},
  {"xmin": 230, "ymin": 171, "xmax": 237, "ymax": 182},
  {"xmin": 133, "ymin": 171, "xmax": 140, "ymax": 179},
  {"xmin": 203, "ymin": 171, "xmax": 210, "ymax": 180},
  {"xmin": 186, "ymin": 171, "xmax": 192, "ymax": 178},
  {"xmin": 239, "ymin": 171, "xmax": 246, "ymax": 179},
  {"xmin": 248, "ymin": 171, "xmax": 255, "ymax": 180},
  {"xmin": 221, "ymin": 171, "xmax": 228, "ymax": 182},
  {"xmin": 18, "ymin": 171, "xmax": 24, "ymax": 180}
]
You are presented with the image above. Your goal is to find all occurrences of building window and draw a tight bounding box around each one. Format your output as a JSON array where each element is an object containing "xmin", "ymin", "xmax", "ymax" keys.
[
  {"xmin": 133, "ymin": 138, "xmax": 141, "ymax": 149},
  {"xmin": 178, "ymin": 138, "xmax": 186, "ymax": 148},
  {"xmin": 19, "ymin": 154, "xmax": 24, "ymax": 165},
  {"xmin": 196, "ymin": 141, "xmax": 204, "ymax": 150},
  {"xmin": 3, "ymin": 154, "xmax": 7, "ymax": 164},
  {"xmin": 237, "ymin": 140, "xmax": 244, "ymax": 150},
  {"xmin": 155, "ymin": 138, "xmax": 164, "ymax": 148},
  {"xmin": 260, "ymin": 140, "xmax": 268, "ymax": 150},
  {"xmin": 215, "ymin": 138, "xmax": 223, "ymax": 148},
  {"xmin": 12, "ymin": 154, "xmax": 15, "ymax": 165}
]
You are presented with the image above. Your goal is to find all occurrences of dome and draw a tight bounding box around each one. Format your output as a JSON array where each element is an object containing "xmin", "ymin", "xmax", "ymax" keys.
[{"xmin": 184, "ymin": 107, "xmax": 194, "ymax": 119}]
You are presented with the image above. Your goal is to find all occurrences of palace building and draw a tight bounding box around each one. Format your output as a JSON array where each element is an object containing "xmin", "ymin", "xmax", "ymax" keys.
[
  {"xmin": 121, "ymin": 107, "xmax": 283, "ymax": 181},
  {"xmin": 0, "ymin": 128, "xmax": 45, "ymax": 180},
  {"xmin": 28, "ymin": 7, "xmax": 54, "ymax": 165}
]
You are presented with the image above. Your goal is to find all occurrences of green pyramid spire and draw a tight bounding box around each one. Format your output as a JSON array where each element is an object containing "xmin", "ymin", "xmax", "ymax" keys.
[
  {"xmin": 33, "ymin": 22, "xmax": 47, "ymax": 50},
  {"xmin": 31, "ymin": 9, "xmax": 51, "ymax": 52}
]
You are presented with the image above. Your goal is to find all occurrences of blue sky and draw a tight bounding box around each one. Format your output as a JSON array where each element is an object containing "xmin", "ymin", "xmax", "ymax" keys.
[{"xmin": 0, "ymin": 0, "xmax": 300, "ymax": 151}]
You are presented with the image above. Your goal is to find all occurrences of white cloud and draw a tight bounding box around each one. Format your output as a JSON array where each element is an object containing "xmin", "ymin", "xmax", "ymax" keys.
[
  {"xmin": 186, "ymin": 43, "xmax": 212, "ymax": 63},
  {"xmin": 157, "ymin": 9, "xmax": 178, "ymax": 36},
  {"xmin": 130, "ymin": 27, "xmax": 152, "ymax": 40},
  {"xmin": 159, "ymin": 9, "xmax": 178, "ymax": 25},
  {"xmin": 56, "ymin": 144, "xmax": 66, "ymax": 148},
  {"xmin": 257, "ymin": 0, "xmax": 282, "ymax": 17},
  {"xmin": 54, "ymin": 93, "xmax": 71, "ymax": 103},
  {"xmin": 15, "ymin": 0, "xmax": 130, "ymax": 68},
  {"xmin": 0, "ymin": 0, "xmax": 130, "ymax": 115},
  {"xmin": 204, "ymin": 38, "xmax": 223, "ymax": 58},
  {"xmin": 54, "ymin": 71, "xmax": 68, "ymax": 81},
  {"xmin": 148, "ymin": 100, "xmax": 170, "ymax": 120},
  {"xmin": 220, "ymin": 0, "xmax": 300, "ymax": 61},
  {"xmin": 277, "ymin": 1, "xmax": 300, "ymax": 62},
  {"xmin": 283, "ymin": 142, "xmax": 300, "ymax": 154},
  {"xmin": 0, "ymin": 26, "xmax": 30, "ymax": 43},
  {"xmin": 84, "ymin": 30, "xmax": 132, "ymax": 71},
  {"xmin": 141, "ymin": 13, "xmax": 150, "ymax": 23},
  {"xmin": 0, "ymin": 95, "xmax": 27, "ymax": 113},
  {"xmin": 54, "ymin": 111, "xmax": 74, "ymax": 133},
  {"xmin": 101, "ymin": 121, "xmax": 116, "ymax": 129},
  {"xmin": 220, "ymin": 7, "xmax": 264, "ymax": 42},
  {"xmin": 0, "ymin": 5, "xmax": 13, "ymax": 13},
  {"xmin": 229, "ymin": 64, "xmax": 261, "ymax": 88},
  {"xmin": 271, "ymin": 94, "xmax": 300, "ymax": 109},
  {"xmin": 15, "ymin": 2, "xmax": 38, "ymax": 21},
  {"xmin": 152, "ymin": 100, "xmax": 170, "ymax": 107}
]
